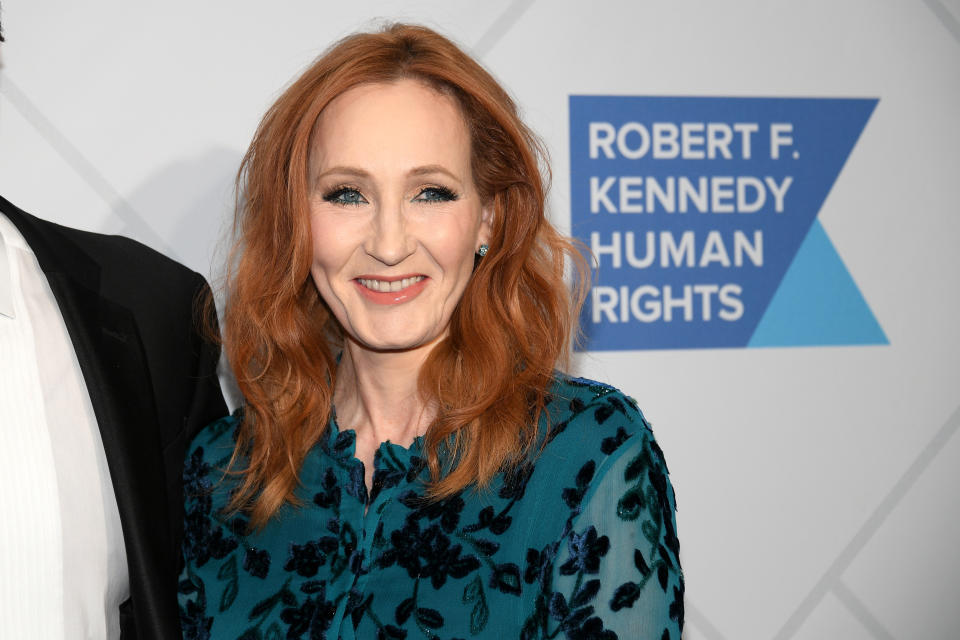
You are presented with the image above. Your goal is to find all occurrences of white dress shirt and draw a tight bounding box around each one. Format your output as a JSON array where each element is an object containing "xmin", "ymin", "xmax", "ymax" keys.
[{"xmin": 0, "ymin": 213, "xmax": 128, "ymax": 639}]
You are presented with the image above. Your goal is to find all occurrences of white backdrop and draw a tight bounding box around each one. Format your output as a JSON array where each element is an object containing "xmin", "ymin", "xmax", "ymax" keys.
[{"xmin": 2, "ymin": 2, "xmax": 959, "ymax": 638}]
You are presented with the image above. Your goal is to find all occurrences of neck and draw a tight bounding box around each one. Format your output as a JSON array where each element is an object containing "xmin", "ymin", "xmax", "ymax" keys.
[{"xmin": 333, "ymin": 338, "xmax": 436, "ymax": 449}]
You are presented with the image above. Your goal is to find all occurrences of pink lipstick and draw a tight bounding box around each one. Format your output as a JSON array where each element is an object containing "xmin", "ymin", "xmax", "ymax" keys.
[{"xmin": 354, "ymin": 274, "xmax": 428, "ymax": 304}]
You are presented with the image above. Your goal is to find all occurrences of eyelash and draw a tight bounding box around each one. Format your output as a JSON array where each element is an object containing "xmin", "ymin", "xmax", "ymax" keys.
[
  {"xmin": 321, "ymin": 185, "xmax": 460, "ymax": 207},
  {"xmin": 323, "ymin": 186, "xmax": 366, "ymax": 207},
  {"xmin": 414, "ymin": 186, "xmax": 459, "ymax": 203}
]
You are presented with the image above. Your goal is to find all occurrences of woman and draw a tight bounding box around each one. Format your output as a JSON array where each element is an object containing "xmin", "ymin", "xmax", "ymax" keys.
[{"xmin": 179, "ymin": 23, "xmax": 682, "ymax": 640}]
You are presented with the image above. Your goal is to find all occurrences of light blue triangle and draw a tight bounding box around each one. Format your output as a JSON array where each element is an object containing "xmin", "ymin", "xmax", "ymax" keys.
[{"xmin": 749, "ymin": 219, "xmax": 888, "ymax": 347}]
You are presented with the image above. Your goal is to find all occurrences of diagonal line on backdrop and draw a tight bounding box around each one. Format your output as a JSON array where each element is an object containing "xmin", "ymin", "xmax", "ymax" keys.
[
  {"xmin": 0, "ymin": 74, "xmax": 175, "ymax": 257},
  {"xmin": 773, "ymin": 403, "xmax": 960, "ymax": 639},
  {"xmin": 832, "ymin": 580, "xmax": 896, "ymax": 640},
  {"xmin": 922, "ymin": 0, "xmax": 960, "ymax": 44},
  {"xmin": 686, "ymin": 600, "xmax": 730, "ymax": 640},
  {"xmin": 472, "ymin": 0, "xmax": 537, "ymax": 58}
]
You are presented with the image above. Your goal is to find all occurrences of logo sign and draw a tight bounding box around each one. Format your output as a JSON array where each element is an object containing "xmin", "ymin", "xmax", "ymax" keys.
[{"xmin": 569, "ymin": 96, "xmax": 887, "ymax": 350}]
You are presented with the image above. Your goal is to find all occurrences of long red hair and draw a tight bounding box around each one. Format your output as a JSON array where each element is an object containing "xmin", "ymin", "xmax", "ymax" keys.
[{"xmin": 222, "ymin": 23, "xmax": 588, "ymax": 528}]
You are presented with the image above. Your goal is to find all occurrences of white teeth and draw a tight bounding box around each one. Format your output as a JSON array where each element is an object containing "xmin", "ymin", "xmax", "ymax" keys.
[{"xmin": 358, "ymin": 276, "xmax": 424, "ymax": 292}]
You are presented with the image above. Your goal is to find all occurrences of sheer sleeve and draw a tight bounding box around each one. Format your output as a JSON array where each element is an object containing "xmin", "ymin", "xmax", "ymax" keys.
[{"xmin": 546, "ymin": 407, "xmax": 684, "ymax": 640}]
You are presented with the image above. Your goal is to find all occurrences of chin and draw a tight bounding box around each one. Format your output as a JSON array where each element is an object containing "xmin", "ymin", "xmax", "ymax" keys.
[{"xmin": 354, "ymin": 331, "xmax": 438, "ymax": 353}]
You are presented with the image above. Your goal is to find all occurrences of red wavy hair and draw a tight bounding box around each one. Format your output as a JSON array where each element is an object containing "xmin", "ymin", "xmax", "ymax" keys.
[{"xmin": 222, "ymin": 23, "xmax": 588, "ymax": 528}]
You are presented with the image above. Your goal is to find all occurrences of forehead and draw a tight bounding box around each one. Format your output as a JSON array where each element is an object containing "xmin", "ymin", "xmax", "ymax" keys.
[{"xmin": 311, "ymin": 79, "xmax": 471, "ymax": 173}]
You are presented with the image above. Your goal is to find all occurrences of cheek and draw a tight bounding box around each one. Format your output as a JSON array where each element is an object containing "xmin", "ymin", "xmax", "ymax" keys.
[
  {"xmin": 309, "ymin": 224, "xmax": 351, "ymax": 311},
  {"xmin": 424, "ymin": 208, "xmax": 483, "ymax": 264},
  {"xmin": 310, "ymin": 214, "xmax": 354, "ymax": 274},
  {"xmin": 308, "ymin": 263, "xmax": 337, "ymax": 314},
  {"xmin": 427, "ymin": 236, "xmax": 476, "ymax": 282}
]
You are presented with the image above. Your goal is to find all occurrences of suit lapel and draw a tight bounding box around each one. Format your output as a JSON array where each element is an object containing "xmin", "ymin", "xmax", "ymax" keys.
[{"xmin": 2, "ymin": 199, "xmax": 171, "ymax": 634}]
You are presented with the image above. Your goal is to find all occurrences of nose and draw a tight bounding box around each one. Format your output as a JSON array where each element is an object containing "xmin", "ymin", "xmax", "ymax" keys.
[{"xmin": 365, "ymin": 200, "xmax": 416, "ymax": 266}]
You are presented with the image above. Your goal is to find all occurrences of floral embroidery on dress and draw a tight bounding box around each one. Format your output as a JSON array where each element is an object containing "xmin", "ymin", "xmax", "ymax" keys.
[{"xmin": 179, "ymin": 376, "xmax": 684, "ymax": 639}]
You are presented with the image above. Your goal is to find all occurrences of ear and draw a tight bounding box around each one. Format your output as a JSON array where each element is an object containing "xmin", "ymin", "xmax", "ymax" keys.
[{"xmin": 478, "ymin": 204, "xmax": 493, "ymax": 247}]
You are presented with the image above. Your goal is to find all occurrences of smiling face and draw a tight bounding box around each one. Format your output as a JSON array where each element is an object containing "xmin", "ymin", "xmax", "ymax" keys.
[{"xmin": 308, "ymin": 79, "xmax": 491, "ymax": 353}]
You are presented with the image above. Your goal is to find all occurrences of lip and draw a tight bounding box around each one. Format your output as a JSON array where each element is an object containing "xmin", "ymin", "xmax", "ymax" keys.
[{"xmin": 353, "ymin": 274, "xmax": 429, "ymax": 305}]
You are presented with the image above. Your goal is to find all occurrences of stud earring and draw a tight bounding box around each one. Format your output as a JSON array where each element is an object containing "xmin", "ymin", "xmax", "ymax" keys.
[{"xmin": 477, "ymin": 243, "xmax": 489, "ymax": 257}]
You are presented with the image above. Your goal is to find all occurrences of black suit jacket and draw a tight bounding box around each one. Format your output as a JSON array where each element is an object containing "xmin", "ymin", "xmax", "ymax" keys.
[{"xmin": 1, "ymin": 196, "xmax": 227, "ymax": 639}]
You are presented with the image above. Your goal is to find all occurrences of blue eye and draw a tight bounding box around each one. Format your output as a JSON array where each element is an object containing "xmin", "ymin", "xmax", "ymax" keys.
[
  {"xmin": 324, "ymin": 187, "xmax": 367, "ymax": 206},
  {"xmin": 414, "ymin": 186, "xmax": 459, "ymax": 203}
]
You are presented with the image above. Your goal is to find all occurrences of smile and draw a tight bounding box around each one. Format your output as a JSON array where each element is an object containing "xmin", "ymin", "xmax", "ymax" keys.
[
  {"xmin": 354, "ymin": 275, "xmax": 429, "ymax": 305},
  {"xmin": 356, "ymin": 275, "xmax": 425, "ymax": 292}
]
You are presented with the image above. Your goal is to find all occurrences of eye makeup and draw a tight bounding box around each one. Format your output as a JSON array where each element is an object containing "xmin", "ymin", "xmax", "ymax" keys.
[
  {"xmin": 323, "ymin": 185, "xmax": 367, "ymax": 206},
  {"xmin": 413, "ymin": 185, "xmax": 459, "ymax": 203},
  {"xmin": 322, "ymin": 184, "xmax": 461, "ymax": 207}
]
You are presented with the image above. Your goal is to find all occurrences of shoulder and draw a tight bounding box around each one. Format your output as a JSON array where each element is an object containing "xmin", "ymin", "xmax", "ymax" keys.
[
  {"xmin": 185, "ymin": 412, "xmax": 243, "ymax": 474},
  {"xmin": 542, "ymin": 374, "xmax": 660, "ymax": 463},
  {"xmin": 66, "ymin": 225, "xmax": 208, "ymax": 298},
  {"xmin": 183, "ymin": 413, "xmax": 243, "ymax": 506},
  {"xmin": 2, "ymin": 197, "xmax": 206, "ymax": 292},
  {"xmin": 536, "ymin": 374, "xmax": 675, "ymax": 529},
  {"xmin": 62, "ymin": 226, "xmax": 218, "ymax": 365}
]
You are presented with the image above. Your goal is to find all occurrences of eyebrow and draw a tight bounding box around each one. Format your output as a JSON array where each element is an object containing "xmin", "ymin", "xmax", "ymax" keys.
[
  {"xmin": 408, "ymin": 165, "xmax": 460, "ymax": 182},
  {"xmin": 316, "ymin": 164, "xmax": 461, "ymax": 183},
  {"xmin": 315, "ymin": 166, "xmax": 369, "ymax": 181}
]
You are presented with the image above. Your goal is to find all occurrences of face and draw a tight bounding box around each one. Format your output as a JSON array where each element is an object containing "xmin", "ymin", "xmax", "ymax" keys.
[{"xmin": 308, "ymin": 79, "xmax": 491, "ymax": 353}]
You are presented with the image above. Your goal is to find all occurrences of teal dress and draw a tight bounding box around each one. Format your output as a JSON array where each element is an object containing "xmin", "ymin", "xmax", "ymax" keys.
[{"xmin": 178, "ymin": 376, "xmax": 683, "ymax": 639}]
